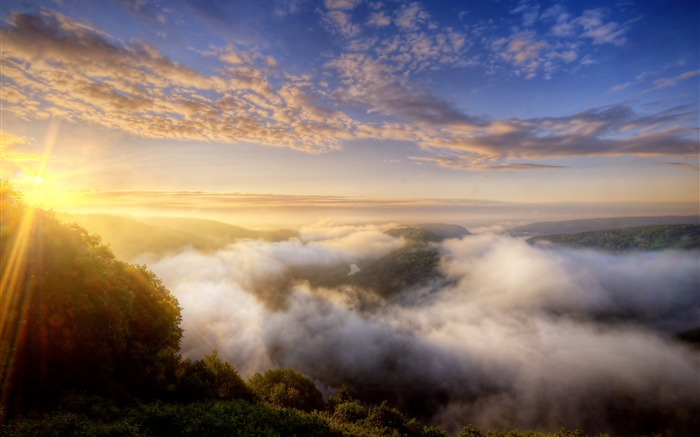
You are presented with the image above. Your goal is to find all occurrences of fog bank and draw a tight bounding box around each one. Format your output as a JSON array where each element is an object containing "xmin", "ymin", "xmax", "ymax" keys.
[{"xmin": 143, "ymin": 225, "xmax": 700, "ymax": 435}]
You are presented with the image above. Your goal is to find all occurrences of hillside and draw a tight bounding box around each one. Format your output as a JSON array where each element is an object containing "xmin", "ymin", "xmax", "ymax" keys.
[
  {"xmin": 1, "ymin": 186, "xmax": 184, "ymax": 412},
  {"xmin": 510, "ymin": 216, "xmax": 700, "ymax": 237},
  {"xmin": 386, "ymin": 223, "xmax": 471, "ymax": 242},
  {"xmin": 528, "ymin": 224, "xmax": 700, "ymax": 251},
  {"xmin": 59, "ymin": 214, "xmax": 297, "ymax": 260},
  {"xmin": 290, "ymin": 224, "xmax": 468, "ymax": 300}
]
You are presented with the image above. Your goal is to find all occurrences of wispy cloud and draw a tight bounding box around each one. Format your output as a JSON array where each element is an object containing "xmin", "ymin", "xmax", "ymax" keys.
[
  {"xmin": 0, "ymin": 130, "xmax": 42, "ymax": 163},
  {"xmin": 1, "ymin": 8, "xmax": 696, "ymax": 174},
  {"xmin": 608, "ymin": 81, "xmax": 632, "ymax": 93},
  {"xmin": 653, "ymin": 69, "xmax": 700, "ymax": 89},
  {"xmin": 395, "ymin": 2, "xmax": 430, "ymax": 30},
  {"xmin": 409, "ymin": 155, "xmax": 567, "ymax": 171},
  {"xmin": 495, "ymin": 6, "xmax": 632, "ymax": 78},
  {"xmin": 367, "ymin": 11, "xmax": 391, "ymax": 27},
  {"xmin": 327, "ymin": 53, "xmax": 481, "ymax": 125},
  {"xmin": 654, "ymin": 161, "xmax": 700, "ymax": 171},
  {"xmin": 574, "ymin": 9, "xmax": 629, "ymax": 46},
  {"xmin": 322, "ymin": 9, "xmax": 361, "ymax": 37},
  {"xmin": 324, "ymin": 0, "xmax": 361, "ymax": 10},
  {"xmin": 510, "ymin": 1, "xmax": 540, "ymax": 27},
  {"xmin": 452, "ymin": 105, "xmax": 697, "ymax": 158},
  {"xmin": 1, "ymin": 10, "xmax": 354, "ymax": 153}
]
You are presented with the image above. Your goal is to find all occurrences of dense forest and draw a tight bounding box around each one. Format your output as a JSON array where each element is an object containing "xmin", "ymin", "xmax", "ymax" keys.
[
  {"xmin": 0, "ymin": 185, "xmax": 690, "ymax": 436},
  {"xmin": 527, "ymin": 225, "xmax": 700, "ymax": 251}
]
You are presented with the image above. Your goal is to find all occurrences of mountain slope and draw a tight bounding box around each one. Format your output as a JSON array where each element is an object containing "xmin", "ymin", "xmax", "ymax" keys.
[
  {"xmin": 528, "ymin": 224, "xmax": 700, "ymax": 251},
  {"xmin": 510, "ymin": 215, "xmax": 699, "ymax": 237},
  {"xmin": 59, "ymin": 214, "xmax": 297, "ymax": 260}
]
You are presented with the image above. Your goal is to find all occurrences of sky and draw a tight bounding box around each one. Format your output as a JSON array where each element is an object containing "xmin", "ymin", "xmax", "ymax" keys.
[{"xmin": 1, "ymin": 0, "xmax": 698, "ymax": 228}]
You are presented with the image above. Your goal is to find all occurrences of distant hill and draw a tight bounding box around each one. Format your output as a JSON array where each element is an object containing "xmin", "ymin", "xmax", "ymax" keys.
[
  {"xmin": 510, "ymin": 216, "xmax": 700, "ymax": 237},
  {"xmin": 528, "ymin": 224, "xmax": 700, "ymax": 251},
  {"xmin": 386, "ymin": 223, "xmax": 471, "ymax": 242},
  {"xmin": 350, "ymin": 243, "xmax": 442, "ymax": 297},
  {"xmin": 59, "ymin": 214, "xmax": 298, "ymax": 260},
  {"xmin": 291, "ymin": 222, "xmax": 470, "ymax": 300}
]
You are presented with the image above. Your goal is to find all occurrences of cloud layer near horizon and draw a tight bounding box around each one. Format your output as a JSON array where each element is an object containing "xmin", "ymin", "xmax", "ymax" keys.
[
  {"xmin": 138, "ymin": 226, "xmax": 700, "ymax": 435},
  {"xmin": 1, "ymin": 6, "xmax": 697, "ymax": 171}
]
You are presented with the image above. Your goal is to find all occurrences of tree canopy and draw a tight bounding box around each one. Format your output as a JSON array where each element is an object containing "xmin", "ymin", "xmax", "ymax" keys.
[{"xmin": 1, "ymin": 184, "xmax": 182, "ymax": 412}]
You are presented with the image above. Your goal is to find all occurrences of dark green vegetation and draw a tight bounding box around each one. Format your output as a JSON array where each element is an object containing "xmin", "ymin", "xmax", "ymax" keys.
[
  {"xmin": 289, "ymin": 224, "xmax": 460, "ymax": 302},
  {"xmin": 60, "ymin": 213, "xmax": 297, "ymax": 260},
  {"xmin": 349, "ymin": 243, "xmax": 441, "ymax": 297},
  {"xmin": 386, "ymin": 224, "xmax": 471, "ymax": 242},
  {"xmin": 509, "ymin": 216, "xmax": 699, "ymax": 237},
  {"xmin": 1, "ymin": 395, "xmax": 618, "ymax": 437},
  {"xmin": 1, "ymin": 186, "xmax": 183, "ymax": 413},
  {"xmin": 527, "ymin": 224, "xmax": 700, "ymax": 251}
]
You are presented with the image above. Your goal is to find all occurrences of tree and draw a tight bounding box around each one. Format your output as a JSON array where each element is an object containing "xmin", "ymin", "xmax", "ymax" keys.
[
  {"xmin": 176, "ymin": 350, "xmax": 252, "ymax": 401},
  {"xmin": 458, "ymin": 424, "xmax": 483, "ymax": 437},
  {"xmin": 247, "ymin": 368, "xmax": 324, "ymax": 412},
  {"xmin": 1, "ymin": 184, "xmax": 183, "ymax": 413}
]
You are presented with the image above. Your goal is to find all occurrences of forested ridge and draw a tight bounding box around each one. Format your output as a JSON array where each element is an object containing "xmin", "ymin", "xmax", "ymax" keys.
[
  {"xmin": 527, "ymin": 224, "xmax": 700, "ymax": 251},
  {"xmin": 0, "ymin": 185, "xmax": 677, "ymax": 436}
]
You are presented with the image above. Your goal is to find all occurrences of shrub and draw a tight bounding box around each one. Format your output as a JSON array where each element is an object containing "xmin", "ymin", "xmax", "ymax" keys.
[
  {"xmin": 176, "ymin": 351, "xmax": 252, "ymax": 402},
  {"xmin": 333, "ymin": 401, "xmax": 367, "ymax": 423},
  {"xmin": 248, "ymin": 368, "xmax": 324, "ymax": 412}
]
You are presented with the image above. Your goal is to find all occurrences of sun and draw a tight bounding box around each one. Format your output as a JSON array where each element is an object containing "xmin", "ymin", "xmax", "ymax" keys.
[{"xmin": 33, "ymin": 175, "xmax": 44, "ymax": 185}]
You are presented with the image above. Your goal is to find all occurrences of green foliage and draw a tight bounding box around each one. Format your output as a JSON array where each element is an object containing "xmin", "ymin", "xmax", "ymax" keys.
[
  {"xmin": 528, "ymin": 224, "xmax": 700, "ymax": 251},
  {"xmin": 248, "ymin": 368, "xmax": 325, "ymax": 412},
  {"xmin": 0, "ymin": 399, "xmax": 340, "ymax": 437},
  {"xmin": 460, "ymin": 423, "xmax": 484, "ymax": 437},
  {"xmin": 175, "ymin": 351, "xmax": 253, "ymax": 402},
  {"xmin": 1, "ymin": 185, "xmax": 182, "ymax": 412},
  {"xmin": 333, "ymin": 401, "xmax": 367, "ymax": 423},
  {"xmin": 421, "ymin": 425, "xmax": 448, "ymax": 437},
  {"xmin": 364, "ymin": 401, "xmax": 408, "ymax": 433},
  {"xmin": 351, "ymin": 244, "xmax": 441, "ymax": 296},
  {"xmin": 326, "ymin": 385, "xmax": 354, "ymax": 411},
  {"xmin": 386, "ymin": 227, "xmax": 444, "ymax": 243}
]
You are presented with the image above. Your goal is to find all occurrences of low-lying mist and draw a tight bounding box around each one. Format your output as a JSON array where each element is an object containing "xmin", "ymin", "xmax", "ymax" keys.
[{"xmin": 137, "ymin": 224, "xmax": 700, "ymax": 435}]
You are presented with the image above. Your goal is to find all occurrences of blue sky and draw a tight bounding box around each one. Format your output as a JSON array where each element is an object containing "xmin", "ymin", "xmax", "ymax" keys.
[{"xmin": 1, "ymin": 0, "xmax": 698, "ymax": 226}]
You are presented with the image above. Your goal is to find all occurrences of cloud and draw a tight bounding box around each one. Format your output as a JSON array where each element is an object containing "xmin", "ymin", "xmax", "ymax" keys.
[
  {"xmin": 324, "ymin": 0, "xmax": 361, "ymax": 10},
  {"xmin": 367, "ymin": 11, "xmax": 391, "ymax": 27},
  {"xmin": 395, "ymin": 2, "xmax": 429, "ymax": 30},
  {"xmin": 494, "ymin": 7, "xmax": 632, "ymax": 78},
  {"xmin": 2, "ymin": 8, "xmax": 695, "ymax": 172},
  {"xmin": 494, "ymin": 32, "xmax": 551, "ymax": 79},
  {"xmin": 409, "ymin": 156, "xmax": 567, "ymax": 171},
  {"xmin": 140, "ymin": 229, "xmax": 700, "ymax": 435},
  {"xmin": 654, "ymin": 161, "xmax": 700, "ymax": 171},
  {"xmin": 574, "ymin": 9, "xmax": 628, "ymax": 46},
  {"xmin": 510, "ymin": 1, "xmax": 540, "ymax": 27},
  {"xmin": 608, "ymin": 81, "xmax": 632, "ymax": 93},
  {"xmin": 322, "ymin": 10, "xmax": 361, "ymax": 37},
  {"xmin": 325, "ymin": 14, "xmax": 476, "ymax": 126},
  {"xmin": 0, "ymin": 130, "xmax": 47, "ymax": 163},
  {"xmin": 417, "ymin": 104, "xmax": 698, "ymax": 165},
  {"xmin": 0, "ymin": 10, "xmax": 354, "ymax": 153},
  {"xmin": 653, "ymin": 69, "xmax": 700, "ymax": 89}
]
